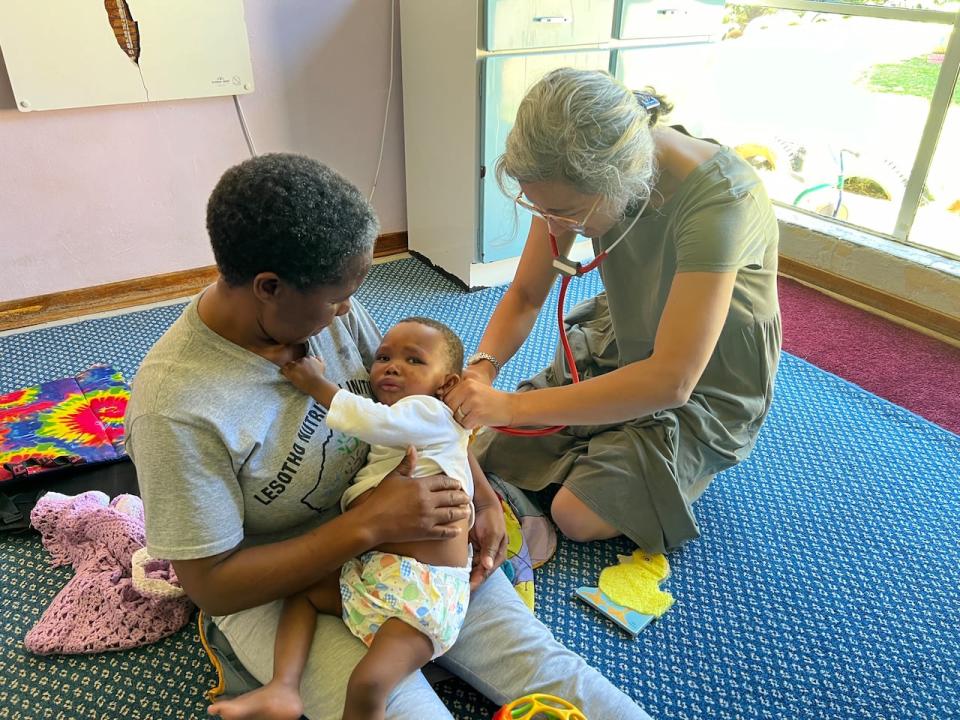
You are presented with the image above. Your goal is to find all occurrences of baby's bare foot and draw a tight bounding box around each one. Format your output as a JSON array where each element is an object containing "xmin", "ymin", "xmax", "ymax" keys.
[{"xmin": 207, "ymin": 681, "xmax": 303, "ymax": 720}]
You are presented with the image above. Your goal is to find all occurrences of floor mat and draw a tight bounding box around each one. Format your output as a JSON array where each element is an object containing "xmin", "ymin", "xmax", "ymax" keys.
[{"xmin": 1, "ymin": 258, "xmax": 957, "ymax": 719}]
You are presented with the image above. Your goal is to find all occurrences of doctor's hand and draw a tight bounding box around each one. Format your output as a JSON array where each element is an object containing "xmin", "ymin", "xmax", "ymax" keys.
[{"xmin": 443, "ymin": 378, "xmax": 517, "ymax": 430}]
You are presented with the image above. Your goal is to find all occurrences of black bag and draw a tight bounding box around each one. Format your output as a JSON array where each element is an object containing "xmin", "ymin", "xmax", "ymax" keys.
[{"xmin": 0, "ymin": 458, "xmax": 139, "ymax": 534}]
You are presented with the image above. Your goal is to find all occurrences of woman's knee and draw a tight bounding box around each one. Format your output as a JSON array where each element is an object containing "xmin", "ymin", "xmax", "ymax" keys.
[{"xmin": 550, "ymin": 488, "xmax": 619, "ymax": 542}]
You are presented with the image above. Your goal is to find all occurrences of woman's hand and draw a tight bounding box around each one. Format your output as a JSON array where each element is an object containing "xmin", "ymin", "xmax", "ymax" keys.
[
  {"xmin": 443, "ymin": 378, "xmax": 517, "ymax": 429},
  {"xmin": 469, "ymin": 499, "xmax": 507, "ymax": 591},
  {"xmin": 357, "ymin": 447, "xmax": 471, "ymax": 545}
]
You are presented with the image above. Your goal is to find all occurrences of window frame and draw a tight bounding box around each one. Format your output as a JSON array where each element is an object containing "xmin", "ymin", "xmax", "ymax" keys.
[{"xmin": 727, "ymin": 0, "xmax": 960, "ymax": 261}]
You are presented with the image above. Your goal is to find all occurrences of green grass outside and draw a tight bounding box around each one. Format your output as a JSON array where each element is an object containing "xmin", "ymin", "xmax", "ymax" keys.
[{"xmin": 865, "ymin": 55, "xmax": 960, "ymax": 105}]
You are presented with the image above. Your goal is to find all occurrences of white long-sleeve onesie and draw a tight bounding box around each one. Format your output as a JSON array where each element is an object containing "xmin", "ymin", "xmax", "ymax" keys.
[{"xmin": 326, "ymin": 392, "xmax": 474, "ymax": 514}]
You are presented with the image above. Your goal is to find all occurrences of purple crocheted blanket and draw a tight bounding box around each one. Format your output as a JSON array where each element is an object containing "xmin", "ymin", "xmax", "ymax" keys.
[{"xmin": 25, "ymin": 491, "xmax": 194, "ymax": 655}]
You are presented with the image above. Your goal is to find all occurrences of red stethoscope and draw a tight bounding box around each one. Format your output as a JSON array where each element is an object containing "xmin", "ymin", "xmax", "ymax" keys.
[{"xmin": 495, "ymin": 197, "xmax": 648, "ymax": 437}]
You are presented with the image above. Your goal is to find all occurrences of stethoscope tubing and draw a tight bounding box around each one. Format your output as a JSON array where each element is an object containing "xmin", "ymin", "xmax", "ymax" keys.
[{"xmin": 492, "ymin": 199, "xmax": 647, "ymax": 437}]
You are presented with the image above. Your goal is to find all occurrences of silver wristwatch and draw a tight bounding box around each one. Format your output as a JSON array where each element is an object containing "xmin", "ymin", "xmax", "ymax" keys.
[{"xmin": 466, "ymin": 351, "xmax": 503, "ymax": 377}]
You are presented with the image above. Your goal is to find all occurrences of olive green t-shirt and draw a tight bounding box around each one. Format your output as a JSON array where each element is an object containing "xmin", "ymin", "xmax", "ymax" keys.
[{"xmin": 594, "ymin": 142, "xmax": 781, "ymax": 453}]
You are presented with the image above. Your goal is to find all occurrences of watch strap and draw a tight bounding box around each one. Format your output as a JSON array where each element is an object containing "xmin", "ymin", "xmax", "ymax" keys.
[{"xmin": 467, "ymin": 351, "xmax": 503, "ymax": 376}]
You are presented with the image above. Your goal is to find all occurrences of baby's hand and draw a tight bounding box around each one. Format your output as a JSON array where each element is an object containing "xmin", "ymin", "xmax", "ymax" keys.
[{"xmin": 281, "ymin": 356, "xmax": 327, "ymax": 395}]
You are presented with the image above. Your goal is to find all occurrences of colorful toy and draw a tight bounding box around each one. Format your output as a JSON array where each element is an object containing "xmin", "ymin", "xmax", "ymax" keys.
[
  {"xmin": 500, "ymin": 497, "xmax": 535, "ymax": 609},
  {"xmin": 599, "ymin": 549, "xmax": 675, "ymax": 617},
  {"xmin": 487, "ymin": 471, "xmax": 558, "ymax": 611},
  {"xmin": 494, "ymin": 693, "xmax": 586, "ymax": 720},
  {"xmin": 574, "ymin": 586, "xmax": 655, "ymax": 637},
  {"xmin": 575, "ymin": 550, "xmax": 675, "ymax": 637}
]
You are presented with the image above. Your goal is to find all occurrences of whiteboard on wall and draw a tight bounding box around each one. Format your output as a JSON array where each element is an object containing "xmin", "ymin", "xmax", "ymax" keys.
[{"xmin": 0, "ymin": 0, "xmax": 254, "ymax": 112}]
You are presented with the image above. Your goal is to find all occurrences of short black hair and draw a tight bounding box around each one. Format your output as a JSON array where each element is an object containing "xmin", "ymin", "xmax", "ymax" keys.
[
  {"xmin": 397, "ymin": 317, "xmax": 464, "ymax": 374},
  {"xmin": 206, "ymin": 153, "xmax": 378, "ymax": 290}
]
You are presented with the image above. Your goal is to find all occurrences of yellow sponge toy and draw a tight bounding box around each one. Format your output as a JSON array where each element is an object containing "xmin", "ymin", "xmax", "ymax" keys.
[{"xmin": 598, "ymin": 549, "xmax": 675, "ymax": 619}]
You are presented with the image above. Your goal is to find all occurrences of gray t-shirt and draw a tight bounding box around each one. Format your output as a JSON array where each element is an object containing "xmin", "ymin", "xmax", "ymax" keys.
[{"xmin": 125, "ymin": 293, "xmax": 382, "ymax": 561}]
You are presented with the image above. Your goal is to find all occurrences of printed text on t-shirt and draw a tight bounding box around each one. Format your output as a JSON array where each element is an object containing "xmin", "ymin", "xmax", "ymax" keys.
[{"xmin": 254, "ymin": 401, "xmax": 328, "ymax": 505}]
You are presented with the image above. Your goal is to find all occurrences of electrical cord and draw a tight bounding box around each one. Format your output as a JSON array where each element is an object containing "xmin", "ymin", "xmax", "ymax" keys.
[
  {"xmin": 233, "ymin": 94, "xmax": 257, "ymax": 157},
  {"xmin": 368, "ymin": 0, "xmax": 396, "ymax": 203},
  {"xmin": 230, "ymin": 0, "xmax": 395, "ymax": 198}
]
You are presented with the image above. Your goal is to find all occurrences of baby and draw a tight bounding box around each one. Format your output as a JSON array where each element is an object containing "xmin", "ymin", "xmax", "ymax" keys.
[{"xmin": 209, "ymin": 317, "xmax": 487, "ymax": 720}]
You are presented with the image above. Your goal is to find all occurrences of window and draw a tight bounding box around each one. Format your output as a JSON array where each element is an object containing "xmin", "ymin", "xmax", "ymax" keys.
[{"xmin": 617, "ymin": 0, "xmax": 960, "ymax": 260}]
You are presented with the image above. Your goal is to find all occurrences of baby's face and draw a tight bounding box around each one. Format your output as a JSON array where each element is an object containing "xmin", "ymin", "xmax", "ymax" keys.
[{"xmin": 369, "ymin": 322, "xmax": 455, "ymax": 405}]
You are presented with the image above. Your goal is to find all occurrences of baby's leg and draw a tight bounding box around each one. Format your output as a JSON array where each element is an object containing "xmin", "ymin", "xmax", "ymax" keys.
[
  {"xmin": 208, "ymin": 574, "xmax": 342, "ymax": 720},
  {"xmin": 342, "ymin": 619, "xmax": 434, "ymax": 720}
]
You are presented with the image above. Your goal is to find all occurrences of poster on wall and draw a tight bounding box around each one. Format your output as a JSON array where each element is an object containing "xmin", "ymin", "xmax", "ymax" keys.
[{"xmin": 0, "ymin": 0, "xmax": 254, "ymax": 112}]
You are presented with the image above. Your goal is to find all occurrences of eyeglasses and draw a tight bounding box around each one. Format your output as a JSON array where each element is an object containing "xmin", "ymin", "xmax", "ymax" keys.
[{"xmin": 514, "ymin": 191, "xmax": 601, "ymax": 234}]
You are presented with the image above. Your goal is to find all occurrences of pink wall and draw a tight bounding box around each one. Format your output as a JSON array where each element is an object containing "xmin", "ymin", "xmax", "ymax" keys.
[{"xmin": 0, "ymin": 1, "xmax": 405, "ymax": 302}]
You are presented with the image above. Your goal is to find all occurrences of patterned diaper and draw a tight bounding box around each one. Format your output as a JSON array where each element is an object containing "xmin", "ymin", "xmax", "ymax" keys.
[{"xmin": 340, "ymin": 551, "xmax": 471, "ymax": 658}]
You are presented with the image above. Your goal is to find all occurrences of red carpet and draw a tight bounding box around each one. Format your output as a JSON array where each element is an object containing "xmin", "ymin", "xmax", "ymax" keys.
[{"xmin": 778, "ymin": 276, "xmax": 960, "ymax": 435}]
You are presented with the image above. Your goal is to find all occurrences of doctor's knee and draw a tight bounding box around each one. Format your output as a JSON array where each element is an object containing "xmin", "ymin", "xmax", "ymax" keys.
[{"xmin": 550, "ymin": 488, "xmax": 619, "ymax": 542}]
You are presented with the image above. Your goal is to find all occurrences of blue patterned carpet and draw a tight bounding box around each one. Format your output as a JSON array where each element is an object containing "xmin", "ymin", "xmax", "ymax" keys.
[{"xmin": 2, "ymin": 257, "xmax": 958, "ymax": 720}]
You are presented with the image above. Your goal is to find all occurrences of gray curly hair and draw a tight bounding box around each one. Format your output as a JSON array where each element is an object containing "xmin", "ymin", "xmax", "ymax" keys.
[{"xmin": 496, "ymin": 68, "xmax": 670, "ymax": 216}]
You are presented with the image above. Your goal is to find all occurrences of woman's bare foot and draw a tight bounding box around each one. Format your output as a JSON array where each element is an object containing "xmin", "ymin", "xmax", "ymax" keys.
[{"xmin": 207, "ymin": 681, "xmax": 304, "ymax": 720}]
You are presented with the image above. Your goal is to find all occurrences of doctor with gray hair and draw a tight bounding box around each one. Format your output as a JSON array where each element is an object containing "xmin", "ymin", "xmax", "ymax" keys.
[{"xmin": 447, "ymin": 68, "xmax": 782, "ymax": 554}]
